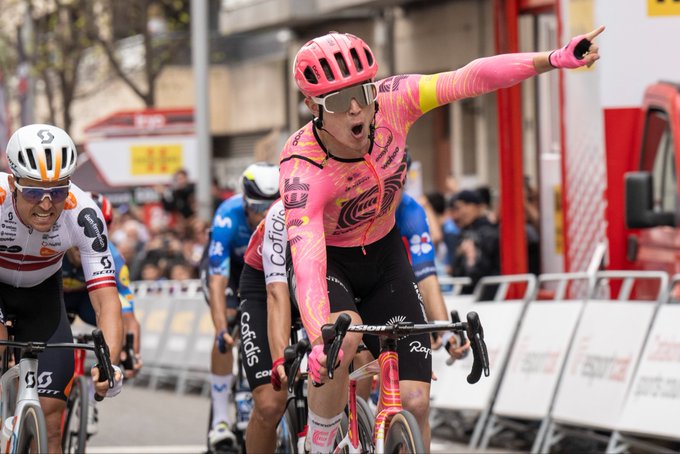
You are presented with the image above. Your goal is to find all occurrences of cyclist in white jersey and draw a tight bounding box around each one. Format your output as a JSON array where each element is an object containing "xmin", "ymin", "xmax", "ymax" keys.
[{"xmin": 0, "ymin": 124, "xmax": 123, "ymax": 454}]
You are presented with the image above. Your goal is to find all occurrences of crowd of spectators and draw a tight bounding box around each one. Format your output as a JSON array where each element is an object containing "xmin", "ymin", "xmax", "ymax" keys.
[
  {"xmin": 419, "ymin": 177, "xmax": 541, "ymax": 294},
  {"xmin": 107, "ymin": 169, "xmax": 232, "ymax": 283}
]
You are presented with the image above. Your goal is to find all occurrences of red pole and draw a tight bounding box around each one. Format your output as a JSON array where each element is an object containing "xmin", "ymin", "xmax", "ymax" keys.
[{"xmin": 494, "ymin": 0, "xmax": 528, "ymax": 277}]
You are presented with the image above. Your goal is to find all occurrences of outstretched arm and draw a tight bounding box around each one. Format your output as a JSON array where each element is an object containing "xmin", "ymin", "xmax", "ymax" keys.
[{"xmin": 418, "ymin": 26, "xmax": 605, "ymax": 112}]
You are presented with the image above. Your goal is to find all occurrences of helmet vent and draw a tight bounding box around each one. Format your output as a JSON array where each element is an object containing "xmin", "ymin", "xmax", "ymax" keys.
[
  {"xmin": 61, "ymin": 147, "xmax": 68, "ymax": 169},
  {"xmin": 25, "ymin": 149, "xmax": 38, "ymax": 170},
  {"xmin": 364, "ymin": 47, "xmax": 374, "ymax": 67},
  {"xmin": 334, "ymin": 53, "xmax": 349, "ymax": 77},
  {"xmin": 320, "ymin": 58, "xmax": 334, "ymax": 81},
  {"xmin": 350, "ymin": 48, "xmax": 363, "ymax": 72},
  {"xmin": 303, "ymin": 66, "xmax": 318, "ymax": 85},
  {"xmin": 45, "ymin": 148, "xmax": 53, "ymax": 170}
]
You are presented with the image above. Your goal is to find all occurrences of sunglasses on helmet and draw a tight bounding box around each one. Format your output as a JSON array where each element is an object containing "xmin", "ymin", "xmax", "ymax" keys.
[
  {"xmin": 15, "ymin": 182, "xmax": 71, "ymax": 204},
  {"xmin": 312, "ymin": 82, "xmax": 379, "ymax": 114}
]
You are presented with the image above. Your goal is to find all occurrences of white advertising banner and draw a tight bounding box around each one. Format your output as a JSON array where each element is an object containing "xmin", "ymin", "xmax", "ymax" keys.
[
  {"xmin": 551, "ymin": 301, "xmax": 656, "ymax": 429},
  {"xmin": 86, "ymin": 135, "xmax": 199, "ymax": 186},
  {"xmin": 493, "ymin": 301, "xmax": 584, "ymax": 419},
  {"xmin": 430, "ymin": 301, "xmax": 525, "ymax": 411},
  {"xmin": 617, "ymin": 304, "xmax": 680, "ymax": 439}
]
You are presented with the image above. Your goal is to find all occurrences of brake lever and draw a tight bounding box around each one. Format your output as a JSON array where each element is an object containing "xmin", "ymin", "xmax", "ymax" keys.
[
  {"xmin": 92, "ymin": 329, "xmax": 115, "ymax": 401},
  {"xmin": 445, "ymin": 310, "xmax": 470, "ymax": 366},
  {"xmin": 465, "ymin": 312, "xmax": 490, "ymax": 384},
  {"xmin": 322, "ymin": 313, "xmax": 351, "ymax": 380}
]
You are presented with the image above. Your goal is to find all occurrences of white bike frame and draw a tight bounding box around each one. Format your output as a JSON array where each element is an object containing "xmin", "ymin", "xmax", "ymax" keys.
[{"xmin": 0, "ymin": 354, "xmax": 48, "ymax": 454}]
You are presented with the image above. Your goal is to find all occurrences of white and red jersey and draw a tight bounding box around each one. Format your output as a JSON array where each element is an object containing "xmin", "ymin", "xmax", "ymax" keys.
[
  {"xmin": 0, "ymin": 173, "xmax": 116, "ymax": 290},
  {"xmin": 244, "ymin": 199, "xmax": 288, "ymax": 286}
]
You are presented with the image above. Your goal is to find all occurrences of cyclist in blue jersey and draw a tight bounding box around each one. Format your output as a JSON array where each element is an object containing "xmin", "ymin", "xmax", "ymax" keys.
[
  {"xmin": 395, "ymin": 191, "xmax": 469, "ymax": 357},
  {"xmin": 200, "ymin": 162, "xmax": 280, "ymax": 450}
]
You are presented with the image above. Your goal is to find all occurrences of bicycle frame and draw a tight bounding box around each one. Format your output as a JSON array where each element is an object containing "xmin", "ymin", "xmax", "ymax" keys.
[
  {"xmin": 0, "ymin": 352, "xmax": 46, "ymax": 453},
  {"xmin": 333, "ymin": 337, "xmax": 402, "ymax": 454}
]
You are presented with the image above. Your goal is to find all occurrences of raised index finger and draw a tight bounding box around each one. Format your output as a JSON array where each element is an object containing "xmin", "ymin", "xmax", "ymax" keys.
[{"xmin": 584, "ymin": 25, "xmax": 605, "ymax": 41}]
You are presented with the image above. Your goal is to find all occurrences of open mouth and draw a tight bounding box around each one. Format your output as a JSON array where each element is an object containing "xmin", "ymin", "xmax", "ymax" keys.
[{"xmin": 351, "ymin": 124, "xmax": 364, "ymax": 137}]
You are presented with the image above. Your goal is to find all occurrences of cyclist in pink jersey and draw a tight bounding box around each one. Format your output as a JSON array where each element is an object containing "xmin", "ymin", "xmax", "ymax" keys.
[{"xmin": 280, "ymin": 28, "xmax": 604, "ymax": 452}]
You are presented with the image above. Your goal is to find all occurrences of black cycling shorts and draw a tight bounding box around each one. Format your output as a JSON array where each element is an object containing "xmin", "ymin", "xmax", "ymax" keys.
[
  {"xmin": 0, "ymin": 272, "xmax": 74, "ymax": 401},
  {"xmin": 324, "ymin": 226, "xmax": 432, "ymax": 383},
  {"xmin": 238, "ymin": 264, "xmax": 272, "ymax": 390}
]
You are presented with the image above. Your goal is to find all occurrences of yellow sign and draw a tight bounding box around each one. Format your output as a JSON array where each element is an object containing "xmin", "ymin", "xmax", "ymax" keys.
[
  {"xmin": 648, "ymin": 0, "xmax": 680, "ymax": 16},
  {"xmin": 130, "ymin": 144, "xmax": 183, "ymax": 175}
]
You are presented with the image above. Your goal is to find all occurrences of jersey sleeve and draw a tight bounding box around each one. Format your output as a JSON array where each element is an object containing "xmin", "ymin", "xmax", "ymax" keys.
[
  {"xmin": 418, "ymin": 52, "xmax": 539, "ymax": 114},
  {"xmin": 208, "ymin": 206, "xmax": 238, "ymax": 278},
  {"xmin": 110, "ymin": 243, "xmax": 135, "ymax": 313},
  {"xmin": 280, "ymin": 158, "xmax": 331, "ymax": 343},
  {"xmin": 263, "ymin": 201, "xmax": 288, "ymax": 286},
  {"xmin": 72, "ymin": 193, "xmax": 117, "ymax": 292},
  {"xmin": 396, "ymin": 196, "xmax": 437, "ymax": 282}
]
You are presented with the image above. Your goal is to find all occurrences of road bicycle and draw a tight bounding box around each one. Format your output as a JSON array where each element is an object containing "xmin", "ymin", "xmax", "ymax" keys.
[
  {"xmin": 323, "ymin": 311, "xmax": 489, "ymax": 453},
  {"xmin": 275, "ymin": 317, "xmax": 364, "ymax": 454},
  {"xmin": 0, "ymin": 327, "xmax": 114, "ymax": 454},
  {"xmin": 61, "ymin": 331, "xmax": 134, "ymax": 453}
]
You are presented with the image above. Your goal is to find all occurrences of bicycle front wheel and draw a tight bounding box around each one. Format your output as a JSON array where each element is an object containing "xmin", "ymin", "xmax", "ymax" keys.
[
  {"xmin": 16, "ymin": 403, "xmax": 48, "ymax": 454},
  {"xmin": 62, "ymin": 375, "xmax": 89, "ymax": 454},
  {"xmin": 276, "ymin": 399, "xmax": 300, "ymax": 453},
  {"xmin": 383, "ymin": 411, "xmax": 425, "ymax": 454}
]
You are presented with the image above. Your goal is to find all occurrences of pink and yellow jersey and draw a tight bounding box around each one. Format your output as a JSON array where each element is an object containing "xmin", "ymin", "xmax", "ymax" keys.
[{"xmin": 280, "ymin": 53, "xmax": 539, "ymax": 341}]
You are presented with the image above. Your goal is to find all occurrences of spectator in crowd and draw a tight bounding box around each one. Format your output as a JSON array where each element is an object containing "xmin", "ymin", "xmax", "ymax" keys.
[
  {"xmin": 443, "ymin": 194, "xmax": 462, "ymax": 276},
  {"xmin": 477, "ymin": 185, "xmax": 498, "ymax": 224},
  {"xmin": 449, "ymin": 189, "xmax": 500, "ymax": 294},
  {"xmin": 156, "ymin": 168, "xmax": 196, "ymax": 219}
]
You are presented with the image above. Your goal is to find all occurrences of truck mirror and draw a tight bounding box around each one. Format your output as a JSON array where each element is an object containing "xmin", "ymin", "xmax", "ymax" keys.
[{"xmin": 625, "ymin": 172, "xmax": 676, "ymax": 228}]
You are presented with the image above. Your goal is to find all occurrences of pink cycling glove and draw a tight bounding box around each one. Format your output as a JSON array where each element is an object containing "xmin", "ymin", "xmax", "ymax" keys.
[
  {"xmin": 549, "ymin": 34, "xmax": 593, "ymax": 69},
  {"xmin": 308, "ymin": 344, "xmax": 344, "ymax": 385}
]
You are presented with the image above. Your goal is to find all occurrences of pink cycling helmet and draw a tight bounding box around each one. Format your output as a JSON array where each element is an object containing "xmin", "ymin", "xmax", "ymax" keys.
[{"xmin": 294, "ymin": 32, "xmax": 378, "ymax": 98}]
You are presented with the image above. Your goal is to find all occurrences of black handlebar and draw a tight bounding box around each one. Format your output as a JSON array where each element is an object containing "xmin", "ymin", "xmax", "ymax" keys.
[
  {"xmin": 92, "ymin": 329, "xmax": 115, "ymax": 401},
  {"xmin": 321, "ymin": 314, "xmax": 351, "ymax": 381},
  {"xmin": 0, "ymin": 329, "xmax": 115, "ymax": 401},
  {"xmin": 120, "ymin": 333, "xmax": 135, "ymax": 372},
  {"xmin": 465, "ymin": 312, "xmax": 490, "ymax": 384},
  {"xmin": 283, "ymin": 338, "xmax": 310, "ymax": 393},
  {"xmin": 317, "ymin": 311, "xmax": 490, "ymax": 385}
]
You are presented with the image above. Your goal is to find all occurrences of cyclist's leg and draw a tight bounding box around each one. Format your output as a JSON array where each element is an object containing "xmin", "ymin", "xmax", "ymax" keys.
[
  {"xmin": 240, "ymin": 291, "xmax": 287, "ymax": 452},
  {"xmin": 306, "ymin": 265, "xmax": 363, "ymax": 453},
  {"xmin": 359, "ymin": 236, "xmax": 433, "ymax": 449},
  {"xmin": 209, "ymin": 285, "xmax": 238, "ymax": 445},
  {"xmin": 7, "ymin": 273, "xmax": 75, "ymax": 453}
]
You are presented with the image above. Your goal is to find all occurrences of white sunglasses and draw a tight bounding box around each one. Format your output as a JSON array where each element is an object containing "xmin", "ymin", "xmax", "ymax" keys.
[{"xmin": 312, "ymin": 82, "xmax": 379, "ymax": 114}]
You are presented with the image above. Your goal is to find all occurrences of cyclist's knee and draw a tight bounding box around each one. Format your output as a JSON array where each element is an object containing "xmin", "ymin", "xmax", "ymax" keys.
[
  {"xmin": 252, "ymin": 387, "xmax": 286, "ymax": 422},
  {"xmin": 400, "ymin": 384, "xmax": 430, "ymax": 420}
]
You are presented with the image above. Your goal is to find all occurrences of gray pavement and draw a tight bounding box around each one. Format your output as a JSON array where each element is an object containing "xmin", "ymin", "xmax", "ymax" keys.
[{"xmin": 88, "ymin": 383, "xmax": 519, "ymax": 453}]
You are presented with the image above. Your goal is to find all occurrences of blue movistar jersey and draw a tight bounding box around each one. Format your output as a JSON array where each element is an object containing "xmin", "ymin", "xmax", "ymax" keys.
[
  {"xmin": 396, "ymin": 193, "xmax": 437, "ymax": 282},
  {"xmin": 206, "ymin": 193, "xmax": 253, "ymax": 282}
]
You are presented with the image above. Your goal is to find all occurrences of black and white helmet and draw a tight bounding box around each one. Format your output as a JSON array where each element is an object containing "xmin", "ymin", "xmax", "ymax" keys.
[
  {"xmin": 241, "ymin": 162, "xmax": 280, "ymax": 205},
  {"xmin": 6, "ymin": 124, "xmax": 78, "ymax": 181}
]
